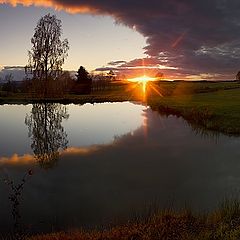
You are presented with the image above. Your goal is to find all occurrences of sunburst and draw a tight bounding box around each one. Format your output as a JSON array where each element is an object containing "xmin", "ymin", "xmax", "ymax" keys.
[{"xmin": 127, "ymin": 75, "xmax": 157, "ymax": 94}]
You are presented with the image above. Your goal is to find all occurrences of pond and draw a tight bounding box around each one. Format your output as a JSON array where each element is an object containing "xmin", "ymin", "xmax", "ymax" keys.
[{"xmin": 0, "ymin": 102, "xmax": 240, "ymax": 236}]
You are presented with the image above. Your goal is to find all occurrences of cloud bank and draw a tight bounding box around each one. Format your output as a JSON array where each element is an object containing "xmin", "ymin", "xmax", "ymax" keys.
[{"xmin": 1, "ymin": 0, "xmax": 240, "ymax": 79}]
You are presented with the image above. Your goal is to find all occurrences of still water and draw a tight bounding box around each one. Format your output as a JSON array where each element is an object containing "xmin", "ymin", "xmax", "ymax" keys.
[{"xmin": 0, "ymin": 102, "xmax": 239, "ymax": 235}]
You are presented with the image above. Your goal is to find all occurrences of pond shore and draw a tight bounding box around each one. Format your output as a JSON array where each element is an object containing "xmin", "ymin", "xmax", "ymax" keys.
[
  {"xmin": 147, "ymin": 87, "xmax": 240, "ymax": 136},
  {"xmin": 26, "ymin": 200, "xmax": 240, "ymax": 240},
  {"xmin": 1, "ymin": 81, "xmax": 240, "ymax": 136}
]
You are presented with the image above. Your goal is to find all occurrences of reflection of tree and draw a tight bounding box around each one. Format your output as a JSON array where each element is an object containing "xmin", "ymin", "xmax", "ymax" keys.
[
  {"xmin": 2, "ymin": 169, "xmax": 33, "ymax": 240},
  {"xmin": 25, "ymin": 103, "xmax": 69, "ymax": 169}
]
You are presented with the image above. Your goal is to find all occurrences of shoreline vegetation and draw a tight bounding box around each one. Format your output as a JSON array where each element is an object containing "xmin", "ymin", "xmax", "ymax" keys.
[
  {"xmin": 23, "ymin": 199, "xmax": 240, "ymax": 240},
  {"xmin": 1, "ymin": 81, "xmax": 240, "ymax": 136}
]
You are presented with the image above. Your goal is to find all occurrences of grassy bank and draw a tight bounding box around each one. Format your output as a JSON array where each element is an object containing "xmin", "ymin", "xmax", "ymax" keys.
[
  {"xmin": 0, "ymin": 93, "xmax": 133, "ymax": 105},
  {"xmin": 26, "ymin": 200, "xmax": 240, "ymax": 240},
  {"xmin": 147, "ymin": 86, "xmax": 240, "ymax": 136}
]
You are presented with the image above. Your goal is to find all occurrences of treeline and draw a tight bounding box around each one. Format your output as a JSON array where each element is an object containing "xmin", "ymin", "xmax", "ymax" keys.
[
  {"xmin": 0, "ymin": 66, "xmax": 123, "ymax": 97},
  {"xmin": 0, "ymin": 14, "xmax": 124, "ymax": 98}
]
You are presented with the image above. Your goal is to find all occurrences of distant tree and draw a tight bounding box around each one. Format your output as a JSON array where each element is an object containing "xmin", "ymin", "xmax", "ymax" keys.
[
  {"xmin": 76, "ymin": 66, "xmax": 91, "ymax": 83},
  {"xmin": 91, "ymin": 73, "xmax": 111, "ymax": 92},
  {"xmin": 26, "ymin": 13, "xmax": 69, "ymax": 97},
  {"xmin": 58, "ymin": 70, "xmax": 74, "ymax": 93},
  {"xmin": 74, "ymin": 66, "xmax": 92, "ymax": 94},
  {"xmin": 236, "ymin": 71, "xmax": 240, "ymax": 81},
  {"xmin": 2, "ymin": 74, "xmax": 15, "ymax": 94},
  {"xmin": 107, "ymin": 70, "xmax": 116, "ymax": 81}
]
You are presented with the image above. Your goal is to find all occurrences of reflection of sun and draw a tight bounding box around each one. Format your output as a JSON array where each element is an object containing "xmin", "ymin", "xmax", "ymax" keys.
[{"xmin": 127, "ymin": 75, "xmax": 157, "ymax": 94}]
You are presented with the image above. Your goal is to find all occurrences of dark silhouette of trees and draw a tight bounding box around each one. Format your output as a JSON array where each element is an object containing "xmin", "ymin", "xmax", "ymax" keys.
[
  {"xmin": 3, "ymin": 170, "xmax": 33, "ymax": 240},
  {"xmin": 76, "ymin": 66, "xmax": 90, "ymax": 83},
  {"xmin": 107, "ymin": 70, "xmax": 116, "ymax": 81},
  {"xmin": 58, "ymin": 70, "xmax": 75, "ymax": 93},
  {"xmin": 25, "ymin": 103, "xmax": 69, "ymax": 169},
  {"xmin": 2, "ymin": 74, "xmax": 17, "ymax": 95},
  {"xmin": 26, "ymin": 14, "xmax": 69, "ymax": 98},
  {"xmin": 73, "ymin": 66, "xmax": 92, "ymax": 94},
  {"xmin": 236, "ymin": 71, "xmax": 240, "ymax": 81},
  {"xmin": 91, "ymin": 71, "xmax": 119, "ymax": 92}
]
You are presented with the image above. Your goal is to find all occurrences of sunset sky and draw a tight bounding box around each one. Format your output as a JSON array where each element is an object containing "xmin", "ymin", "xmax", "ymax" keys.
[{"xmin": 1, "ymin": 0, "xmax": 240, "ymax": 80}]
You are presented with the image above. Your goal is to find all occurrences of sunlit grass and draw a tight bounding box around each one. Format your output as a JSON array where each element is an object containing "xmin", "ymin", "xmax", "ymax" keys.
[{"xmin": 148, "ymin": 87, "xmax": 240, "ymax": 136}]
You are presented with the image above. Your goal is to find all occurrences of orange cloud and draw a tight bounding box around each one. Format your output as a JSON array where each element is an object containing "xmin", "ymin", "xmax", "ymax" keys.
[
  {"xmin": 0, "ymin": 153, "xmax": 35, "ymax": 165},
  {"xmin": 63, "ymin": 146, "xmax": 100, "ymax": 155},
  {"xmin": 0, "ymin": 146, "xmax": 100, "ymax": 166},
  {"xmin": 0, "ymin": 0, "xmax": 97, "ymax": 14}
]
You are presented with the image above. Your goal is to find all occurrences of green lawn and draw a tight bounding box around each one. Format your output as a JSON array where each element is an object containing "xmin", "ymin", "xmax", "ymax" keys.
[{"xmin": 147, "ymin": 87, "xmax": 240, "ymax": 135}]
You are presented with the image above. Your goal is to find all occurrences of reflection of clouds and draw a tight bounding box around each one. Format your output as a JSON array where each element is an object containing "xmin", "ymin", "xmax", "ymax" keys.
[
  {"xmin": 0, "ymin": 146, "xmax": 102, "ymax": 166},
  {"xmin": 63, "ymin": 146, "xmax": 100, "ymax": 155},
  {"xmin": 65, "ymin": 102, "xmax": 145, "ymax": 147},
  {"xmin": 0, "ymin": 154, "xmax": 34, "ymax": 165}
]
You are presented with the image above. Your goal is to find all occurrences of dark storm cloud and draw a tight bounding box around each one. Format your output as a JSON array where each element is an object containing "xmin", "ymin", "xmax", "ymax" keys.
[
  {"xmin": 107, "ymin": 60, "xmax": 127, "ymax": 66},
  {"xmin": 2, "ymin": 0, "xmax": 240, "ymax": 78},
  {"xmin": 95, "ymin": 67, "xmax": 119, "ymax": 72},
  {"xmin": 3, "ymin": 66, "xmax": 25, "ymax": 70}
]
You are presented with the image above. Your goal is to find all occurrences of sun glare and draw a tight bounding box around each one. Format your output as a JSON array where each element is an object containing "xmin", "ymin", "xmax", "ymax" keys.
[
  {"xmin": 127, "ymin": 75, "xmax": 157, "ymax": 94},
  {"xmin": 127, "ymin": 75, "xmax": 157, "ymax": 83}
]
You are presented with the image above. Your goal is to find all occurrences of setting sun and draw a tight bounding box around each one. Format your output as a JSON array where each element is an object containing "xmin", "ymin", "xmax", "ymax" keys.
[{"xmin": 127, "ymin": 75, "xmax": 157, "ymax": 94}]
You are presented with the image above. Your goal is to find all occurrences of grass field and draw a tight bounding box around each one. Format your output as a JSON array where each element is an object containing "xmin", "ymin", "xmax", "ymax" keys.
[{"xmin": 147, "ymin": 81, "xmax": 240, "ymax": 136}]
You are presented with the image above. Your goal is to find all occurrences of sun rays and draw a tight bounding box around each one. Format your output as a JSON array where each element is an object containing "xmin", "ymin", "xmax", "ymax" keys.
[
  {"xmin": 127, "ymin": 75, "xmax": 157, "ymax": 94},
  {"xmin": 126, "ymin": 75, "xmax": 163, "ymax": 101}
]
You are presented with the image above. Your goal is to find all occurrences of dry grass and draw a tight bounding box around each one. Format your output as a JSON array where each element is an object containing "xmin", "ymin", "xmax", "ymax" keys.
[{"xmin": 26, "ymin": 201, "xmax": 240, "ymax": 240}]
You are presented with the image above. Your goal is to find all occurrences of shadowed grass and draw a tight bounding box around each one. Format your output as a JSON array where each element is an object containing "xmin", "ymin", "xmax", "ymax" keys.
[{"xmin": 24, "ymin": 200, "xmax": 240, "ymax": 240}]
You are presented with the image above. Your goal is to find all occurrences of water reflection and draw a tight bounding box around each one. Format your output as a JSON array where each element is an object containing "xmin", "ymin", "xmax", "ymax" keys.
[
  {"xmin": 2, "ymin": 169, "xmax": 33, "ymax": 239},
  {"xmin": 2, "ymin": 103, "xmax": 69, "ymax": 237},
  {"xmin": 25, "ymin": 103, "xmax": 69, "ymax": 169},
  {"xmin": 0, "ymin": 102, "xmax": 239, "ymax": 236},
  {"xmin": 189, "ymin": 122, "xmax": 220, "ymax": 143},
  {"xmin": 0, "ymin": 102, "xmax": 146, "ymax": 237},
  {"xmin": 152, "ymin": 107, "xmax": 221, "ymax": 142}
]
